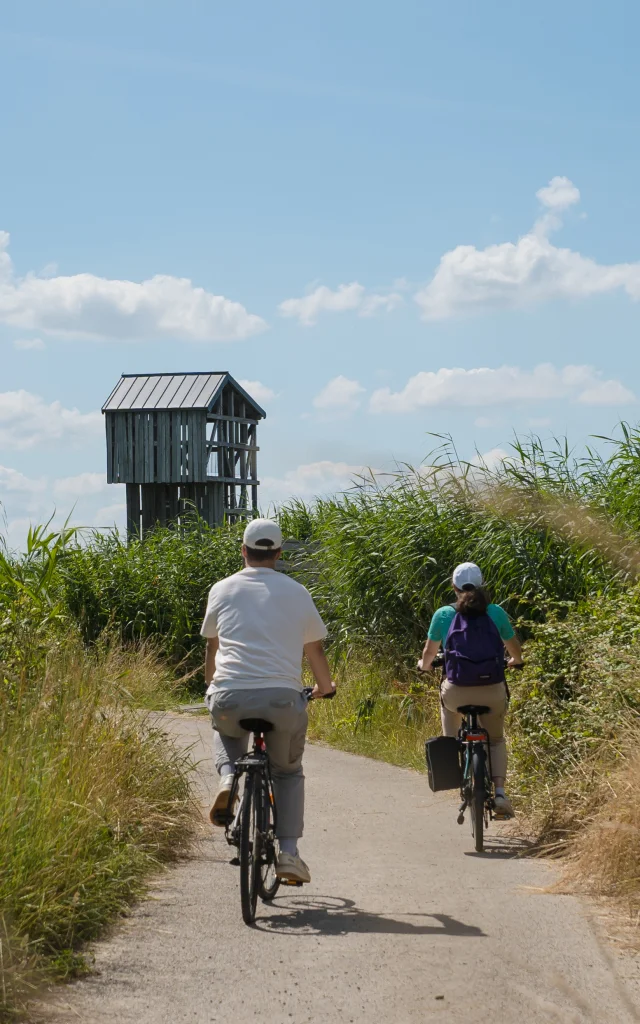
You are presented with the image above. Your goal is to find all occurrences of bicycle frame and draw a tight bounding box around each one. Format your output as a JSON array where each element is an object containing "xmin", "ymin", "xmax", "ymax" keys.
[
  {"xmin": 222, "ymin": 687, "xmax": 336, "ymax": 922},
  {"xmin": 225, "ymin": 732, "xmax": 277, "ymax": 851},
  {"xmin": 458, "ymin": 709, "xmax": 494, "ymax": 821}
]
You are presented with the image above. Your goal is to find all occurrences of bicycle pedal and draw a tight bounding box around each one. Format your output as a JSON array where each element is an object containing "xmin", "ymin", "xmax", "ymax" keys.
[
  {"xmin": 213, "ymin": 812, "xmax": 233, "ymax": 826},
  {"xmin": 493, "ymin": 813, "xmax": 512, "ymax": 821},
  {"xmin": 281, "ymin": 879, "xmax": 303, "ymax": 887}
]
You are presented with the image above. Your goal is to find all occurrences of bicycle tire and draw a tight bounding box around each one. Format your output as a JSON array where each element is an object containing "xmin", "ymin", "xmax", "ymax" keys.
[
  {"xmin": 239, "ymin": 773, "xmax": 260, "ymax": 925},
  {"xmin": 258, "ymin": 775, "xmax": 280, "ymax": 902},
  {"xmin": 470, "ymin": 748, "xmax": 486, "ymax": 853}
]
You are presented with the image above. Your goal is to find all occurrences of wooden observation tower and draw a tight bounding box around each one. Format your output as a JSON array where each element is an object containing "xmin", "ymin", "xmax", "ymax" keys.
[{"xmin": 102, "ymin": 372, "xmax": 266, "ymax": 537}]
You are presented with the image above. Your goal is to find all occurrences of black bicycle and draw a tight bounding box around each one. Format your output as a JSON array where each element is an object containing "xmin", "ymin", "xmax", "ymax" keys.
[
  {"xmin": 431, "ymin": 655, "xmax": 523, "ymax": 853},
  {"xmin": 456, "ymin": 702, "xmax": 495, "ymax": 853},
  {"xmin": 222, "ymin": 687, "xmax": 335, "ymax": 925}
]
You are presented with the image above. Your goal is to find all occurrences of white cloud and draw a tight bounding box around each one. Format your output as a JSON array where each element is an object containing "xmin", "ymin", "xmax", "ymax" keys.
[
  {"xmin": 279, "ymin": 283, "xmax": 364, "ymax": 325},
  {"xmin": 471, "ymin": 448, "xmax": 510, "ymax": 472},
  {"xmin": 370, "ymin": 364, "xmax": 635, "ymax": 413},
  {"xmin": 0, "ymin": 231, "xmax": 266, "ymax": 342},
  {"xmin": 313, "ymin": 375, "xmax": 365, "ymax": 414},
  {"xmin": 414, "ymin": 177, "xmax": 640, "ymax": 320},
  {"xmin": 238, "ymin": 379, "xmax": 276, "ymax": 406},
  {"xmin": 261, "ymin": 460, "xmax": 375, "ymax": 507},
  {"xmin": 576, "ymin": 379, "xmax": 633, "ymax": 406},
  {"xmin": 0, "ymin": 390, "xmax": 102, "ymax": 449},
  {"xmin": 52, "ymin": 472, "xmax": 107, "ymax": 499},
  {"xmin": 536, "ymin": 175, "xmax": 581, "ymax": 211},
  {"xmin": 359, "ymin": 292, "xmax": 404, "ymax": 316},
  {"xmin": 92, "ymin": 502, "xmax": 126, "ymax": 529},
  {"xmin": 13, "ymin": 337, "xmax": 45, "ymax": 351},
  {"xmin": 0, "ymin": 465, "xmax": 46, "ymax": 494},
  {"xmin": 278, "ymin": 282, "xmax": 402, "ymax": 326},
  {"xmin": 0, "ymin": 464, "xmax": 125, "ymax": 550}
]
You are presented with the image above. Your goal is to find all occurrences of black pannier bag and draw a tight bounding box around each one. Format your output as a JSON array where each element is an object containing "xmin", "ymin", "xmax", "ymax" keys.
[{"xmin": 425, "ymin": 736, "xmax": 462, "ymax": 792}]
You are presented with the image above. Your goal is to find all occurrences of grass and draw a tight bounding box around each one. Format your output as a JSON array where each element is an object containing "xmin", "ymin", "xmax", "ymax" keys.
[
  {"xmin": 562, "ymin": 727, "xmax": 640, "ymax": 924},
  {"xmin": 306, "ymin": 658, "xmax": 440, "ymax": 771},
  {"xmin": 0, "ymin": 639, "xmax": 198, "ymax": 1021},
  {"xmin": 6, "ymin": 419, "xmax": 640, "ymax": 1013}
]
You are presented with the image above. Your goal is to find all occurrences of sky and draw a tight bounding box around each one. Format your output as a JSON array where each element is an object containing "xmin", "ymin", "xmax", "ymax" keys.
[{"xmin": 2, "ymin": 0, "xmax": 640, "ymax": 545}]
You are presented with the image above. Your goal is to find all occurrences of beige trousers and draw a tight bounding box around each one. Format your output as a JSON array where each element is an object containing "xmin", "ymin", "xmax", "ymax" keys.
[{"xmin": 440, "ymin": 680, "xmax": 508, "ymax": 779}]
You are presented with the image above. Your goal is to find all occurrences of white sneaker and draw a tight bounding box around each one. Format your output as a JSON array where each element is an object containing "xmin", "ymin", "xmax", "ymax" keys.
[
  {"xmin": 494, "ymin": 794, "xmax": 515, "ymax": 818},
  {"xmin": 276, "ymin": 852, "xmax": 311, "ymax": 884},
  {"xmin": 209, "ymin": 774, "xmax": 236, "ymax": 825}
]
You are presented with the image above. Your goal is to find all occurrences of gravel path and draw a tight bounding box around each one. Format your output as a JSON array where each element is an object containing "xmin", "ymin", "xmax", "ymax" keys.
[{"xmin": 47, "ymin": 713, "xmax": 640, "ymax": 1024}]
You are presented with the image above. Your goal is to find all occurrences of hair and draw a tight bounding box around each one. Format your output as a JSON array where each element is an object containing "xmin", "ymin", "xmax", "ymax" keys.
[
  {"xmin": 245, "ymin": 545, "xmax": 282, "ymax": 564},
  {"xmin": 455, "ymin": 584, "xmax": 490, "ymax": 617}
]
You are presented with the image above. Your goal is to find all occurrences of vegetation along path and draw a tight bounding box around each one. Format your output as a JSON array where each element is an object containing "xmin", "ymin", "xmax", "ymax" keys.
[{"xmin": 48, "ymin": 714, "xmax": 640, "ymax": 1024}]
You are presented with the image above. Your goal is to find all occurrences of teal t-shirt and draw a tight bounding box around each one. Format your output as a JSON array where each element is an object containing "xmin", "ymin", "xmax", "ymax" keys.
[{"xmin": 427, "ymin": 604, "xmax": 515, "ymax": 643}]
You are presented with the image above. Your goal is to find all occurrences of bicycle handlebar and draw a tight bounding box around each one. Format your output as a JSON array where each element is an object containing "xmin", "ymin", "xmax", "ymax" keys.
[
  {"xmin": 428, "ymin": 654, "xmax": 523, "ymax": 671},
  {"xmin": 302, "ymin": 686, "xmax": 337, "ymax": 701}
]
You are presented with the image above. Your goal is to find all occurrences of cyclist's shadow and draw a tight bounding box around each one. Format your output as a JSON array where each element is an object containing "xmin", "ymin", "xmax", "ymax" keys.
[{"xmin": 254, "ymin": 896, "xmax": 485, "ymax": 937}]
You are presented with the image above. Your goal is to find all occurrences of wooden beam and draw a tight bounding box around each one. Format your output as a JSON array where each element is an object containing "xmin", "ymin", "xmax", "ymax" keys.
[
  {"xmin": 207, "ymin": 441, "xmax": 259, "ymax": 452},
  {"xmin": 206, "ymin": 414, "xmax": 259, "ymax": 425},
  {"xmin": 206, "ymin": 475, "xmax": 261, "ymax": 485}
]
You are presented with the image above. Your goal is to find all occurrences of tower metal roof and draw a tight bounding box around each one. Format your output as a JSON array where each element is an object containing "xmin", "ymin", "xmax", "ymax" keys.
[{"xmin": 101, "ymin": 372, "xmax": 266, "ymax": 417}]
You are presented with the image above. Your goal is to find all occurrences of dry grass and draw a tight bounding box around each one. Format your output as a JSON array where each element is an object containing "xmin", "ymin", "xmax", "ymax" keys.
[
  {"xmin": 559, "ymin": 727, "xmax": 640, "ymax": 931},
  {"xmin": 0, "ymin": 639, "xmax": 199, "ymax": 1021}
]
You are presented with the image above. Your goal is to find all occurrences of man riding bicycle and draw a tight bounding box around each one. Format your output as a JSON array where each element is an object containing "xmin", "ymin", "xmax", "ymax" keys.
[{"xmin": 201, "ymin": 518, "xmax": 335, "ymax": 884}]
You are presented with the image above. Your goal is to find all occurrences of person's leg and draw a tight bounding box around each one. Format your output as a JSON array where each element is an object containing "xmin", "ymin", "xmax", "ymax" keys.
[
  {"xmin": 474, "ymin": 683, "xmax": 513, "ymax": 815},
  {"xmin": 440, "ymin": 681, "xmax": 463, "ymax": 738},
  {"xmin": 210, "ymin": 690, "xmax": 250, "ymax": 774},
  {"xmin": 212, "ymin": 729, "xmax": 247, "ymax": 777},
  {"xmin": 208, "ymin": 691, "xmax": 250, "ymax": 824},
  {"xmin": 263, "ymin": 691, "xmax": 308, "ymax": 844},
  {"xmin": 475, "ymin": 684, "xmax": 508, "ymax": 782}
]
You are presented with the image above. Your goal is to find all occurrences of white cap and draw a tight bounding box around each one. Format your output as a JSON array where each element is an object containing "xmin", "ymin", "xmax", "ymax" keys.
[
  {"xmin": 243, "ymin": 518, "xmax": 283, "ymax": 551},
  {"xmin": 452, "ymin": 562, "xmax": 483, "ymax": 589}
]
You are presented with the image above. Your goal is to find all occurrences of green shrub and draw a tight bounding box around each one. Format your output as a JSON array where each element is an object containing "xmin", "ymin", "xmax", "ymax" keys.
[{"xmin": 59, "ymin": 517, "xmax": 244, "ymax": 669}]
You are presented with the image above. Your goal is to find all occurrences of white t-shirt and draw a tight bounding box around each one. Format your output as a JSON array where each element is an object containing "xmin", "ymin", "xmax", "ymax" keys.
[{"xmin": 200, "ymin": 567, "xmax": 328, "ymax": 692}]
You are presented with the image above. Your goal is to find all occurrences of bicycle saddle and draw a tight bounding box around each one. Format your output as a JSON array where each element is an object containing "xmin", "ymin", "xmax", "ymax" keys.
[
  {"xmin": 238, "ymin": 717, "xmax": 274, "ymax": 734},
  {"xmin": 456, "ymin": 704, "xmax": 490, "ymax": 715}
]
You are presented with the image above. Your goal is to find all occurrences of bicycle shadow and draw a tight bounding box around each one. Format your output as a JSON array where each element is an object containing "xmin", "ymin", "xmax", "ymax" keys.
[
  {"xmin": 464, "ymin": 835, "xmax": 537, "ymax": 859},
  {"xmin": 254, "ymin": 895, "xmax": 486, "ymax": 937}
]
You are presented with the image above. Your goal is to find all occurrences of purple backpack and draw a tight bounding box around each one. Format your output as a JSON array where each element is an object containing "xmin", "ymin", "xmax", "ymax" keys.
[{"xmin": 443, "ymin": 610, "xmax": 505, "ymax": 686}]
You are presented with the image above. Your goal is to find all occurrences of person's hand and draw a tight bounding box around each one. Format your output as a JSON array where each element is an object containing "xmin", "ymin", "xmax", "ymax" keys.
[
  {"xmin": 417, "ymin": 658, "xmax": 434, "ymax": 673},
  {"xmin": 507, "ymin": 657, "xmax": 524, "ymax": 668},
  {"xmin": 311, "ymin": 681, "xmax": 336, "ymax": 699}
]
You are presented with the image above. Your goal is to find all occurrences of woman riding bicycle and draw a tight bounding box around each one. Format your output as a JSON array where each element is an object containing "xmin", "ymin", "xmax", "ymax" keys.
[{"xmin": 418, "ymin": 562, "xmax": 523, "ymax": 817}]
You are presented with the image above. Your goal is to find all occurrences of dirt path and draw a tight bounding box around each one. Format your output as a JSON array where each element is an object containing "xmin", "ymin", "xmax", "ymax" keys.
[{"xmin": 48, "ymin": 714, "xmax": 640, "ymax": 1024}]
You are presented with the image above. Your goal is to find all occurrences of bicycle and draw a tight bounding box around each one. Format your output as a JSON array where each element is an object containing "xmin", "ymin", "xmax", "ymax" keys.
[
  {"xmin": 221, "ymin": 686, "xmax": 335, "ymax": 925},
  {"xmin": 431, "ymin": 655, "xmax": 523, "ymax": 853}
]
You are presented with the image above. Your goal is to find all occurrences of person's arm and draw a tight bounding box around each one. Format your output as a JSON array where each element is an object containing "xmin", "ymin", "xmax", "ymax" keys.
[
  {"xmin": 493, "ymin": 605, "xmax": 524, "ymax": 666},
  {"xmin": 303, "ymin": 640, "xmax": 336, "ymax": 698},
  {"xmin": 418, "ymin": 638, "xmax": 441, "ymax": 672},
  {"xmin": 504, "ymin": 635, "xmax": 523, "ymax": 666},
  {"xmin": 205, "ymin": 637, "xmax": 219, "ymax": 687}
]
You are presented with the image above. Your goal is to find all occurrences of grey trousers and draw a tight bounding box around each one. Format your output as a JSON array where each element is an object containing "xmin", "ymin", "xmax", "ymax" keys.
[{"xmin": 208, "ymin": 686, "xmax": 308, "ymax": 839}]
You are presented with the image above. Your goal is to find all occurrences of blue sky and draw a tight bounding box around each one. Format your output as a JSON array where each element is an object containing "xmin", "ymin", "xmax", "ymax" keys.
[{"xmin": 1, "ymin": 0, "xmax": 640, "ymax": 542}]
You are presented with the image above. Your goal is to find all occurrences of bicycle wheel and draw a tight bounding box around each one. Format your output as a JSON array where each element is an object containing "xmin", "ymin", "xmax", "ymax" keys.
[
  {"xmin": 239, "ymin": 773, "xmax": 260, "ymax": 925},
  {"xmin": 258, "ymin": 775, "xmax": 280, "ymax": 902},
  {"xmin": 470, "ymin": 748, "xmax": 486, "ymax": 853}
]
